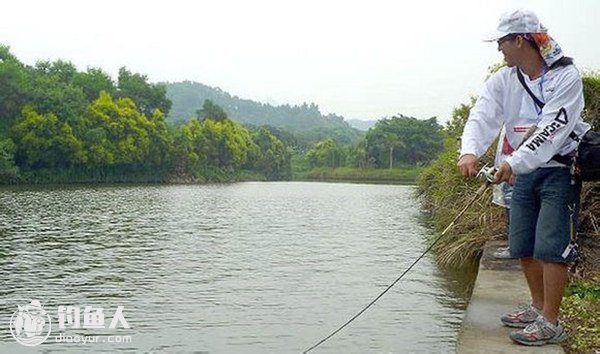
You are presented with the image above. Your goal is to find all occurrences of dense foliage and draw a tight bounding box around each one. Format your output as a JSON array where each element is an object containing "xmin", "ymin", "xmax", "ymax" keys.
[
  {"xmin": 0, "ymin": 45, "xmax": 291, "ymax": 183},
  {"xmin": 0, "ymin": 44, "xmax": 443, "ymax": 184},
  {"xmin": 301, "ymin": 115, "xmax": 444, "ymax": 171},
  {"xmin": 365, "ymin": 115, "xmax": 443, "ymax": 167}
]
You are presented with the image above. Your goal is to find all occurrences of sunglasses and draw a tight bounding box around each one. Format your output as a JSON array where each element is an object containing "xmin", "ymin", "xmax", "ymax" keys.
[{"xmin": 497, "ymin": 34, "xmax": 519, "ymax": 46}]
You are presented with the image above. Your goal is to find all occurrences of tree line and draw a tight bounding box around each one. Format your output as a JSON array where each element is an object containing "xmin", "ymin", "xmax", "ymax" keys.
[
  {"xmin": 0, "ymin": 45, "xmax": 291, "ymax": 183},
  {"xmin": 303, "ymin": 115, "xmax": 444, "ymax": 170},
  {"xmin": 0, "ymin": 44, "xmax": 445, "ymax": 184}
]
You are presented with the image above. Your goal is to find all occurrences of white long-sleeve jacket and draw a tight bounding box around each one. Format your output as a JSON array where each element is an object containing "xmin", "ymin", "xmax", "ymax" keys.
[{"xmin": 460, "ymin": 64, "xmax": 591, "ymax": 175}]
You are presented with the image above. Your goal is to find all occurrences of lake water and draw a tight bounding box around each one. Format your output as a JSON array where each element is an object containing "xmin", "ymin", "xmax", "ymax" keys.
[{"xmin": 0, "ymin": 182, "xmax": 476, "ymax": 353}]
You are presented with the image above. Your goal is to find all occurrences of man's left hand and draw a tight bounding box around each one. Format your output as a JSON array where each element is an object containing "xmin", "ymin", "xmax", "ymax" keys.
[{"xmin": 494, "ymin": 162, "xmax": 513, "ymax": 184}]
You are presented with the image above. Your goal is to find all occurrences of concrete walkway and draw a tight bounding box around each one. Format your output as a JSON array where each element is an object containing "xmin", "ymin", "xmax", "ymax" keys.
[{"xmin": 456, "ymin": 240, "xmax": 565, "ymax": 354}]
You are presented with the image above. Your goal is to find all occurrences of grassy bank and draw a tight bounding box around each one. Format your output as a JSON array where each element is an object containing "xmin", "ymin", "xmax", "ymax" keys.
[
  {"xmin": 562, "ymin": 275, "xmax": 600, "ymax": 353},
  {"xmin": 294, "ymin": 166, "xmax": 424, "ymax": 183},
  {"xmin": 416, "ymin": 137, "xmax": 505, "ymax": 268}
]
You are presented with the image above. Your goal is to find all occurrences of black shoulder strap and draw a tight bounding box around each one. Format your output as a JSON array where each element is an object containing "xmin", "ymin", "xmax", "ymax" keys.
[
  {"xmin": 517, "ymin": 68, "xmax": 545, "ymax": 109},
  {"xmin": 516, "ymin": 68, "xmax": 580, "ymax": 144}
]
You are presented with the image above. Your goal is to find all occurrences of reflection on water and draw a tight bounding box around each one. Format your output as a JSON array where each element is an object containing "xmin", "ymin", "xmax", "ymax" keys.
[{"xmin": 0, "ymin": 182, "xmax": 476, "ymax": 353}]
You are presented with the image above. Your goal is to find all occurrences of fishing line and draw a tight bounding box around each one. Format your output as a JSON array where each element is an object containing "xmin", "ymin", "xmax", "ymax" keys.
[{"xmin": 303, "ymin": 170, "xmax": 494, "ymax": 353}]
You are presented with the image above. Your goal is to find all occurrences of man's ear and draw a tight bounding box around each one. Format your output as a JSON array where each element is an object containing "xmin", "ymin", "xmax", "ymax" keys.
[{"xmin": 516, "ymin": 35, "xmax": 524, "ymax": 48}]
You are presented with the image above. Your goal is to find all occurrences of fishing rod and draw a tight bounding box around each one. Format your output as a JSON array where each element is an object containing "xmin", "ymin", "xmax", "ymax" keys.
[{"xmin": 302, "ymin": 165, "xmax": 497, "ymax": 354}]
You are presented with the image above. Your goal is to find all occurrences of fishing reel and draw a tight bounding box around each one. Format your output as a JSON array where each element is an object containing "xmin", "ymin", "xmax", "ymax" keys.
[{"xmin": 477, "ymin": 164, "xmax": 498, "ymax": 183}]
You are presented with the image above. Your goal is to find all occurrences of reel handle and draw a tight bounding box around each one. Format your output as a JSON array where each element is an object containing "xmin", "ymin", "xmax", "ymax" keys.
[{"xmin": 477, "ymin": 164, "xmax": 498, "ymax": 183}]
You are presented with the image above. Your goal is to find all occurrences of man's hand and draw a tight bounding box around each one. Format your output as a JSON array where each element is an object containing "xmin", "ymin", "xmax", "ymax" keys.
[
  {"xmin": 457, "ymin": 154, "xmax": 478, "ymax": 177},
  {"xmin": 494, "ymin": 161, "xmax": 513, "ymax": 184}
]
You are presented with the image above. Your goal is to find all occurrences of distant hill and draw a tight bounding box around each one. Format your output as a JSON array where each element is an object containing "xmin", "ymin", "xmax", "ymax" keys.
[
  {"xmin": 347, "ymin": 119, "xmax": 378, "ymax": 131},
  {"xmin": 165, "ymin": 81, "xmax": 363, "ymax": 146}
]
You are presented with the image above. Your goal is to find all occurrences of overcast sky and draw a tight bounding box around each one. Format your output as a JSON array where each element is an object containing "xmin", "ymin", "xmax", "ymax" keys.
[{"xmin": 2, "ymin": 0, "xmax": 600, "ymax": 123}]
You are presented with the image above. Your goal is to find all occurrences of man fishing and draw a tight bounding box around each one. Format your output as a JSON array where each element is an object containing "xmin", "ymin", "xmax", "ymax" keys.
[{"xmin": 457, "ymin": 9, "xmax": 591, "ymax": 346}]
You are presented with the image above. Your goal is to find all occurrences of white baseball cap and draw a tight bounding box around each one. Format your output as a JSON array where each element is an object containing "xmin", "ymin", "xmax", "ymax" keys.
[{"xmin": 484, "ymin": 9, "xmax": 547, "ymax": 42}]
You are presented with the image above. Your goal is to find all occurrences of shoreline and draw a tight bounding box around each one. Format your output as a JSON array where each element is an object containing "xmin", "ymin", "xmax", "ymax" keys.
[{"xmin": 0, "ymin": 172, "xmax": 421, "ymax": 187}]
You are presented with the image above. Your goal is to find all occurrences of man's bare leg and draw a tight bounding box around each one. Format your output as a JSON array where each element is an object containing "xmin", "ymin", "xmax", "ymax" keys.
[
  {"xmin": 521, "ymin": 257, "xmax": 544, "ymax": 310},
  {"xmin": 541, "ymin": 261, "xmax": 568, "ymax": 324}
]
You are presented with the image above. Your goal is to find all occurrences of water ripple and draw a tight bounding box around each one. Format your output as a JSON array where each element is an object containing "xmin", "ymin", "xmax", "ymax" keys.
[{"xmin": 0, "ymin": 182, "xmax": 474, "ymax": 353}]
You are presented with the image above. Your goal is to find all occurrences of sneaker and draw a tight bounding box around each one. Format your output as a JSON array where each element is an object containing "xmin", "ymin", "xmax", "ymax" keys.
[
  {"xmin": 500, "ymin": 304, "xmax": 541, "ymax": 328},
  {"xmin": 510, "ymin": 315, "xmax": 568, "ymax": 346},
  {"xmin": 493, "ymin": 246, "xmax": 515, "ymax": 259}
]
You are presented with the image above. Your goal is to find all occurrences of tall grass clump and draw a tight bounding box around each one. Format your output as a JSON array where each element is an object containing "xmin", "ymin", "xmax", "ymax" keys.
[
  {"xmin": 416, "ymin": 99, "xmax": 506, "ymax": 268},
  {"xmin": 579, "ymin": 73, "xmax": 600, "ymax": 254}
]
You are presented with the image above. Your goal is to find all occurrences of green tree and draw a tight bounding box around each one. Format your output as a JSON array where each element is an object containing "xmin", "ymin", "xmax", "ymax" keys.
[
  {"xmin": 347, "ymin": 140, "xmax": 369, "ymax": 168},
  {"xmin": 197, "ymin": 99, "xmax": 228, "ymax": 122},
  {"xmin": 181, "ymin": 117, "xmax": 257, "ymax": 171},
  {"xmin": 28, "ymin": 60, "xmax": 88, "ymax": 125},
  {"xmin": 82, "ymin": 91, "xmax": 155, "ymax": 166},
  {"xmin": 0, "ymin": 45, "xmax": 28, "ymax": 132},
  {"xmin": 252, "ymin": 127, "xmax": 291, "ymax": 180},
  {"xmin": 444, "ymin": 97, "xmax": 476, "ymax": 139},
  {"xmin": 384, "ymin": 132, "xmax": 405, "ymax": 169},
  {"xmin": 36, "ymin": 59, "xmax": 78, "ymax": 84},
  {"xmin": 0, "ymin": 137, "xmax": 19, "ymax": 181},
  {"xmin": 73, "ymin": 67, "xmax": 116, "ymax": 101},
  {"xmin": 10, "ymin": 106, "xmax": 86, "ymax": 168},
  {"xmin": 306, "ymin": 138, "xmax": 344, "ymax": 168},
  {"xmin": 117, "ymin": 67, "xmax": 172, "ymax": 118},
  {"xmin": 366, "ymin": 115, "xmax": 443, "ymax": 167},
  {"xmin": 146, "ymin": 109, "xmax": 174, "ymax": 166}
]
